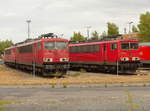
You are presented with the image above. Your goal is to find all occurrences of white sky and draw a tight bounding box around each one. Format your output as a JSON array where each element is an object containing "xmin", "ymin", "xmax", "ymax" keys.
[{"xmin": 0, "ymin": 0, "xmax": 150, "ymax": 43}]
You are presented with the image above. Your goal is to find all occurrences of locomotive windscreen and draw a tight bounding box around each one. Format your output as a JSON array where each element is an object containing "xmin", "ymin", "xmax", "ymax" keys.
[
  {"xmin": 44, "ymin": 42, "xmax": 67, "ymax": 50},
  {"xmin": 121, "ymin": 43, "xmax": 138, "ymax": 50}
]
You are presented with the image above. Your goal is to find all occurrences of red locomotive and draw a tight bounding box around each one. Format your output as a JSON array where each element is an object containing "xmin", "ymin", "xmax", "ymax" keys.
[
  {"xmin": 139, "ymin": 42, "xmax": 150, "ymax": 66},
  {"xmin": 4, "ymin": 33, "xmax": 69, "ymax": 76},
  {"xmin": 69, "ymin": 39, "xmax": 140, "ymax": 73}
]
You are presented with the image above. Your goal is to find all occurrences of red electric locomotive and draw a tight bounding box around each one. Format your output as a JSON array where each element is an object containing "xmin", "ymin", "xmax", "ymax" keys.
[
  {"xmin": 4, "ymin": 33, "xmax": 69, "ymax": 76},
  {"xmin": 69, "ymin": 39, "xmax": 140, "ymax": 73},
  {"xmin": 139, "ymin": 42, "xmax": 150, "ymax": 66}
]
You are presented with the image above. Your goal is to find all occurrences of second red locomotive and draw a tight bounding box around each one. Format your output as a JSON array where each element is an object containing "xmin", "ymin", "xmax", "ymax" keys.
[
  {"xmin": 4, "ymin": 33, "xmax": 69, "ymax": 76},
  {"xmin": 139, "ymin": 42, "xmax": 150, "ymax": 66},
  {"xmin": 69, "ymin": 39, "xmax": 140, "ymax": 73}
]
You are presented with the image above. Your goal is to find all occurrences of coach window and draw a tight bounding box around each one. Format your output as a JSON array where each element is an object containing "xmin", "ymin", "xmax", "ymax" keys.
[{"xmin": 111, "ymin": 43, "xmax": 117, "ymax": 50}]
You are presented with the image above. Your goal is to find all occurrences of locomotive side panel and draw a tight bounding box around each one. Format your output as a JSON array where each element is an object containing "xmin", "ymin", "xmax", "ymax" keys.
[
  {"xmin": 16, "ymin": 44, "xmax": 34, "ymax": 66},
  {"xmin": 139, "ymin": 43, "xmax": 150, "ymax": 65},
  {"xmin": 69, "ymin": 44, "xmax": 103, "ymax": 64}
]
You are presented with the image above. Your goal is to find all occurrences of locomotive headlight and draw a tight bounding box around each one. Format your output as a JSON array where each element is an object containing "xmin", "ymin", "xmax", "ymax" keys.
[
  {"xmin": 43, "ymin": 58, "xmax": 53, "ymax": 62},
  {"xmin": 132, "ymin": 57, "xmax": 140, "ymax": 61},
  {"xmin": 120, "ymin": 57, "xmax": 129, "ymax": 61},
  {"xmin": 60, "ymin": 58, "xmax": 69, "ymax": 62}
]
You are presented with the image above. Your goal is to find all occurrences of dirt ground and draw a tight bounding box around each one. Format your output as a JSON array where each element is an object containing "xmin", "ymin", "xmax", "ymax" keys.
[{"xmin": 0, "ymin": 65, "xmax": 150, "ymax": 85}]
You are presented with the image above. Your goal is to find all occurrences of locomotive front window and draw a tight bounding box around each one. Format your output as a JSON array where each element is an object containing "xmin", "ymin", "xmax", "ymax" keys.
[
  {"xmin": 44, "ymin": 42, "xmax": 55, "ymax": 50},
  {"xmin": 121, "ymin": 43, "xmax": 129, "ymax": 50},
  {"xmin": 121, "ymin": 43, "xmax": 138, "ymax": 50},
  {"xmin": 130, "ymin": 43, "xmax": 138, "ymax": 49},
  {"xmin": 55, "ymin": 42, "xmax": 67, "ymax": 49},
  {"xmin": 44, "ymin": 42, "xmax": 67, "ymax": 50}
]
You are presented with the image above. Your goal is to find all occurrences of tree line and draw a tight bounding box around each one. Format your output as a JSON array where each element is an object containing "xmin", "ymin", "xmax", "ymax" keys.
[
  {"xmin": 71, "ymin": 12, "xmax": 150, "ymax": 42},
  {"xmin": 0, "ymin": 40, "xmax": 13, "ymax": 56},
  {"xmin": 0, "ymin": 11, "xmax": 150, "ymax": 55}
]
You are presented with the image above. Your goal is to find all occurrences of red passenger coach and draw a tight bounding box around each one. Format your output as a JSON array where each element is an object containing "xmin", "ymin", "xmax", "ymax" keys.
[
  {"xmin": 69, "ymin": 39, "xmax": 140, "ymax": 73},
  {"xmin": 139, "ymin": 42, "xmax": 150, "ymax": 66},
  {"xmin": 4, "ymin": 33, "xmax": 69, "ymax": 76}
]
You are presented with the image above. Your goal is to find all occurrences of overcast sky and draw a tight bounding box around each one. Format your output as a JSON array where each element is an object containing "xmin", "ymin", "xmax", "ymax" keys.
[{"xmin": 0, "ymin": 0, "xmax": 150, "ymax": 43}]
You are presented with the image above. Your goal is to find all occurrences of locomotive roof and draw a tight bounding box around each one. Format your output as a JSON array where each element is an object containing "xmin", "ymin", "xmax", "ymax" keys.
[
  {"xmin": 5, "ymin": 38, "xmax": 68, "ymax": 50},
  {"xmin": 69, "ymin": 39, "xmax": 138, "ymax": 46}
]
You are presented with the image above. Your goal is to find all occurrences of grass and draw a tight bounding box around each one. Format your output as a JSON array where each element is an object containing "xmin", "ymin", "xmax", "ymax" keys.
[
  {"xmin": 0, "ymin": 65, "xmax": 11, "ymax": 72},
  {"xmin": 1, "ymin": 65, "xmax": 150, "ymax": 85},
  {"xmin": 0, "ymin": 100, "xmax": 20, "ymax": 111},
  {"xmin": 125, "ymin": 90, "xmax": 141, "ymax": 111},
  {"xmin": 0, "ymin": 65, "xmax": 7, "ymax": 71},
  {"xmin": 63, "ymin": 83, "xmax": 68, "ymax": 88},
  {"xmin": 73, "ymin": 72, "xmax": 81, "ymax": 77},
  {"xmin": 51, "ymin": 83, "xmax": 56, "ymax": 88},
  {"xmin": 80, "ymin": 69, "xmax": 86, "ymax": 73},
  {"xmin": 0, "ymin": 101, "xmax": 13, "ymax": 105},
  {"xmin": 0, "ymin": 107, "xmax": 5, "ymax": 111}
]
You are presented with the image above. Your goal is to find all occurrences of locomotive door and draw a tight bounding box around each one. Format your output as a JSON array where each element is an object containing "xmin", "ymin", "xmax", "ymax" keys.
[
  {"xmin": 33, "ymin": 43, "xmax": 37, "ymax": 63},
  {"xmin": 103, "ymin": 44, "xmax": 108, "ymax": 64}
]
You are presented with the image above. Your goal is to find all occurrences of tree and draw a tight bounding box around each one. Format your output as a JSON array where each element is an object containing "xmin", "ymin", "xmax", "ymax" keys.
[
  {"xmin": 132, "ymin": 25, "xmax": 138, "ymax": 33},
  {"xmin": 100, "ymin": 31, "xmax": 107, "ymax": 38},
  {"xmin": 138, "ymin": 12, "xmax": 150, "ymax": 42},
  {"xmin": 0, "ymin": 40, "xmax": 13, "ymax": 55},
  {"xmin": 107, "ymin": 22, "xmax": 119, "ymax": 36},
  {"xmin": 91, "ymin": 31, "xmax": 99, "ymax": 40},
  {"xmin": 70, "ymin": 32, "xmax": 86, "ymax": 41}
]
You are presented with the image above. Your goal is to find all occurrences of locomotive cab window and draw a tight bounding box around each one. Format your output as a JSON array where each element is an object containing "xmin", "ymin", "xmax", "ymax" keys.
[
  {"xmin": 44, "ymin": 42, "xmax": 67, "ymax": 50},
  {"xmin": 44, "ymin": 42, "xmax": 54, "ymax": 50},
  {"xmin": 121, "ymin": 43, "xmax": 129, "ymax": 50},
  {"xmin": 121, "ymin": 43, "xmax": 138, "ymax": 50},
  {"xmin": 55, "ymin": 42, "xmax": 67, "ymax": 49},
  {"xmin": 111, "ymin": 43, "xmax": 117, "ymax": 50},
  {"xmin": 130, "ymin": 43, "xmax": 138, "ymax": 49}
]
